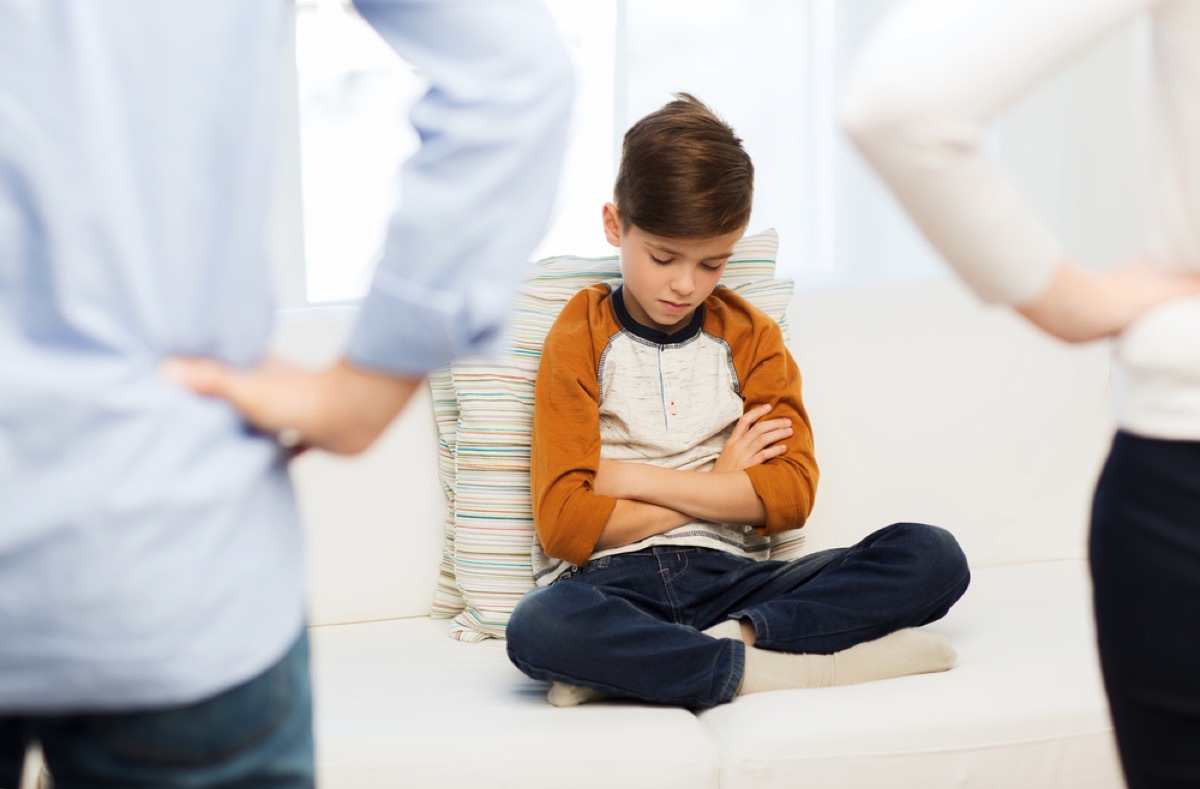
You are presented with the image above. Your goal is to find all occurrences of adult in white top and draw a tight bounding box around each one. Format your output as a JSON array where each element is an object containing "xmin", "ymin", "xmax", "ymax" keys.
[{"xmin": 842, "ymin": 2, "xmax": 1200, "ymax": 786}]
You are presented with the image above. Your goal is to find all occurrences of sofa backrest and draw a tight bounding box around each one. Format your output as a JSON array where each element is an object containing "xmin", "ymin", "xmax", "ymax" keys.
[
  {"xmin": 272, "ymin": 306, "xmax": 446, "ymax": 627},
  {"xmin": 789, "ymin": 278, "xmax": 1113, "ymax": 564},
  {"xmin": 274, "ymin": 278, "xmax": 1114, "ymax": 628}
]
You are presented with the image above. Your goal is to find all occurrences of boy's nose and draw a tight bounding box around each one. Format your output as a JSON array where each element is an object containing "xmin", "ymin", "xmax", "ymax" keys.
[{"xmin": 671, "ymin": 269, "xmax": 695, "ymax": 296}]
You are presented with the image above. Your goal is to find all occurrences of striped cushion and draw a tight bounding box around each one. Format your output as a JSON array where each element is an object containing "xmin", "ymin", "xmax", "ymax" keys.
[
  {"xmin": 428, "ymin": 370, "xmax": 465, "ymax": 619},
  {"xmin": 428, "ymin": 229, "xmax": 803, "ymax": 641}
]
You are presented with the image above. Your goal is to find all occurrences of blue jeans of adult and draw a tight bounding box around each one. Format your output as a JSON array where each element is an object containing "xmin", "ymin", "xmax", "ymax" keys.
[
  {"xmin": 1091, "ymin": 431, "xmax": 1200, "ymax": 789},
  {"xmin": 507, "ymin": 522, "xmax": 970, "ymax": 709},
  {"xmin": 0, "ymin": 631, "xmax": 313, "ymax": 789}
]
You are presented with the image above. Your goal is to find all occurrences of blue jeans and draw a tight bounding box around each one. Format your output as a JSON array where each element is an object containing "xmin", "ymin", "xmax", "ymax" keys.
[
  {"xmin": 0, "ymin": 632, "xmax": 313, "ymax": 789},
  {"xmin": 507, "ymin": 522, "xmax": 970, "ymax": 709}
]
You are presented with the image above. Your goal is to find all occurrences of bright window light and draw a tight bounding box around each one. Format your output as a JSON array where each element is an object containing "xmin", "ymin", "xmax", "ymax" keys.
[
  {"xmin": 294, "ymin": 0, "xmax": 615, "ymax": 304},
  {"xmin": 293, "ymin": 1, "xmax": 1138, "ymax": 305}
]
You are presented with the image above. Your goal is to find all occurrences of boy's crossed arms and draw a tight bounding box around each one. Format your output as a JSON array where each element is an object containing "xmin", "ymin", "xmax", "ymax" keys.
[{"xmin": 592, "ymin": 404, "xmax": 793, "ymax": 551}]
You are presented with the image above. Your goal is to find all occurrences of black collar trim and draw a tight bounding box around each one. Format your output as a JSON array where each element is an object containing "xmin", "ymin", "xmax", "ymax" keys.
[{"xmin": 611, "ymin": 285, "xmax": 706, "ymax": 346}]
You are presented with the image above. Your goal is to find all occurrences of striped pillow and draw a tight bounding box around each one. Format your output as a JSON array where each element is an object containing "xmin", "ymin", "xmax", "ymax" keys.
[
  {"xmin": 429, "ymin": 229, "xmax": 804, "ymax": 641},
  {"xmin": 428, "ymin": 370, "xmax": 465, "ymax": 619}
]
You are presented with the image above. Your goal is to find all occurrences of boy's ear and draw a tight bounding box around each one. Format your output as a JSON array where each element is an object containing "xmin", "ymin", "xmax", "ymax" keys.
[{"xmin": 602, "ymin": 203, "xmax": 621, "ymax": 248}]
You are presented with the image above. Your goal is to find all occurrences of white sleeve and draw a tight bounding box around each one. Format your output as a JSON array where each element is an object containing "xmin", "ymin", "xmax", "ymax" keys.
[
  {"xmin": 346, "ymin": 0, "xmax": 573, "ymax": 374},
  {"xmin": 841, "ymin": 0, "xmax": 1154, "ymax": 305}
]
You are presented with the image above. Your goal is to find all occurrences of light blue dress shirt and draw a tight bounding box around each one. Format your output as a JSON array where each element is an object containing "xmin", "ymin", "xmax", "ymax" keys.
[{"xmin": 0, "ymin": 0, "xmax": 571, "ymax": 712}]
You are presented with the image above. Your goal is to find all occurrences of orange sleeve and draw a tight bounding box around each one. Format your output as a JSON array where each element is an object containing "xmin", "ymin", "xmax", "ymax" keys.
[
  {"xmin": 723, "ymin": 294, "xmax": 819, "ymax": 535},
  {"xmin": 529, "ymin": 287, "xmax": 619, "ymax": 566}
]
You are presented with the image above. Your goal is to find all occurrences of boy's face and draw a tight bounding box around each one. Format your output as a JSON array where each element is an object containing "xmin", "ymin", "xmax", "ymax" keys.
[{"xmin": 603, "ymin": 203, "xmax": 743, "ymax": 335}]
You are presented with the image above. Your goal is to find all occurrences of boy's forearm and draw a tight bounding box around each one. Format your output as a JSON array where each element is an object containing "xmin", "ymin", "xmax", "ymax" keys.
[
  {"xmin": 599, "ymin": 461, "xmax": 767, "ymax": 526},
  {"xmin": 593, "ymin": 499, "xmax": 693, "ymax": 551}
]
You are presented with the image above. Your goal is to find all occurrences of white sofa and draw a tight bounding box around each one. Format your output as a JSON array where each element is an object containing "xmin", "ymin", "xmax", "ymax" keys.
[{"xmin": 275, "ymin": 276, "xmax": 1124, "ymax": 789}]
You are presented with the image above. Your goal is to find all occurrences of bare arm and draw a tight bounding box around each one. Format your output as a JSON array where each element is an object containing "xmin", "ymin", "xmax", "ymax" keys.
[
  {"xmin": 164, "ymin": 357, "xmax": 419, "ymax": 455},
  {"xmin": 592, "ymin": 500, "xmax": 693, "ymax": 552},
  {"xmin": 1016, "ymin": 258, "xmax": 1200, "ymax": 344},
  {"xmin": 600, "ymin": 465, "xmax": 765, "ymax": 526}
]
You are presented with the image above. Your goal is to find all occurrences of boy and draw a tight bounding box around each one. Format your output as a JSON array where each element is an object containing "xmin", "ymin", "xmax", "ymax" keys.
[{"xmin": 506, "ymin": 94, "xmax": 969, "ymax": 709}]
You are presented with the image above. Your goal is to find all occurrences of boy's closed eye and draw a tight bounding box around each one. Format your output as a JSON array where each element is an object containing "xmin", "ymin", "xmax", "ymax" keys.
[{"xmin": 651, "ymin": 254, "xmax": 721, "ymax": 273}]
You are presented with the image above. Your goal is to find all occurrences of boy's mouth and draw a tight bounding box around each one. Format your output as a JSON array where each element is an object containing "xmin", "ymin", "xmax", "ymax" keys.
[{"xmin": 660, "ymin": 300, "xmax": 691, "ymax": 313}]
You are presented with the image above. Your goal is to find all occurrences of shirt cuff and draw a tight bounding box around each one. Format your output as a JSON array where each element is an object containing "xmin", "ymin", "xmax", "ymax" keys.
[{"xmin": 345, "ymin": 272, "xmax": 505, "ymax": 376}]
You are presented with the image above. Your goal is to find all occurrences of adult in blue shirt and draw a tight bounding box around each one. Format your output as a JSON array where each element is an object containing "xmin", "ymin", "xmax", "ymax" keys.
[{"xmin": 0, "ymin": 1, "xmax": 572, "ymax": 786}]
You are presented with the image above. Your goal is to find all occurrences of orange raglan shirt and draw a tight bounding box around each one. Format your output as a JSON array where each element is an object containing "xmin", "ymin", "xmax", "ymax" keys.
[{"xmin": 530, "ymin": 283, "xmax": 819, "ymax": 585}]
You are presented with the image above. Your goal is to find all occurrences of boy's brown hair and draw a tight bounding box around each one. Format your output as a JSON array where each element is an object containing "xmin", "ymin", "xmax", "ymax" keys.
[{"xmin": 613, "ymin": 92, "xmax": 753, "ymax": 239}]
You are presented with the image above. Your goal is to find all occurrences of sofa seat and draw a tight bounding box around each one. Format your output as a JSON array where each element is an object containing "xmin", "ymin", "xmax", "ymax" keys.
[
  {"xmin": 310, "ymin": 617, "xmax": 720, "ymax": 789},
  {"xmin": 310, "ymin": 559, "xmax": 1119, "ymax": 789},
  {"xmin": 705, "ymin": 558, "xmax": 1120, "ymax": 788}
]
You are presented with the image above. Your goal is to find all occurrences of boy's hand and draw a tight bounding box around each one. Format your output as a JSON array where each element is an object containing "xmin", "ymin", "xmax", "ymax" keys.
[
  {"xmin": 712, "ymin": 404, "xmax": 792, "ymax": 473},
  {"xmin": 162, "ymin": 356, "xmax": 421, "ymax": 456}
]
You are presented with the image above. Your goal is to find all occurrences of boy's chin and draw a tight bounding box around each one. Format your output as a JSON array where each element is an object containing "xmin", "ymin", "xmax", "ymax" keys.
[{"xmin": 653, "ymin": 312, "xmax": 694, "ymax": 333}]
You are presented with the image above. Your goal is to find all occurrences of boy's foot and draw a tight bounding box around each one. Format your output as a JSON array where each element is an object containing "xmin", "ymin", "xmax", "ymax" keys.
[
  {"xmin": 740, "ymin": 628, "xmax": 957, "ymax": 695},
  {"xmin": 546, "ymin": 681, "xmax": 611, "ymax": 707}
]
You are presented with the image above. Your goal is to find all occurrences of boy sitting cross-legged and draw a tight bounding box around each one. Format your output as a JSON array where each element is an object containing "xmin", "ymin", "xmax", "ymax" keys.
[{"xmin": 505, "ymin": 93, "xmax": 970, "ymax": 709}]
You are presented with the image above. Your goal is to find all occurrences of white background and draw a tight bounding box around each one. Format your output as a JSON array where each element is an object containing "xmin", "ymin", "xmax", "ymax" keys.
[{"xmin": 280, "ymin": 0, "xmax": 1147, "ymax": 308}]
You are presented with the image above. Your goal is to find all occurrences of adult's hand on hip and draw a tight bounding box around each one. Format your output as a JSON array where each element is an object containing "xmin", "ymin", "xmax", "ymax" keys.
[
  {"xmin": 1017, "ymin": 257, "xmax": 1200, "ymax": 344},
  {"xmin": 163, "ymin": 356, "xmax": 422, "ymax": 455}
]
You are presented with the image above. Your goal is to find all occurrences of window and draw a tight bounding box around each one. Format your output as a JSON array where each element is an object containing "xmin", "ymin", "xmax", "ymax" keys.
[
  {"xmin": 289, "ymin": 1, "xmax": 1145, "ymax": 306},
  {"xmin": 292, "ymin": 0, "xmax": 616, "ymax": 305},
  {"xmin": 293, "ymin": 0, "xmax": 425, "ymax": 304}
]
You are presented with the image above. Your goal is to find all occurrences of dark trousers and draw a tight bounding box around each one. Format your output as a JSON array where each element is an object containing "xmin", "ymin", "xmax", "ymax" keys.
[
  {"xmin": 507, "ymin": 522, "xmax": 970, "ymax": 709},
  {"xmin": 1091, "ymin": 431, "xmax": 1200, "ymax": 789}
]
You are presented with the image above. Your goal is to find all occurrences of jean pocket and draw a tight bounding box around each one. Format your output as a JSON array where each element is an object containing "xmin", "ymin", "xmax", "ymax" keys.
[
  {"xmin": 580, "ymin": 556, "xmax": 612, "ymax": 574},
  {"xmin": 86, "ymin": 639, "xmax": 302, "ymax": 767}
]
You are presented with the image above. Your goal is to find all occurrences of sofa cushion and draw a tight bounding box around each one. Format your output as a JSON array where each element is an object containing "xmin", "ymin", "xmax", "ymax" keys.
[
  {"xmin": 433, "ymin": 230, "xmax": 806, "ymax": 641},
  {"xmin": 308, "ymin": 561, "xmax": 1121, "ymax": 788},
  {"xmin": 697, "ymin": 560, "xmax": 1122, "ymax": 788},
  {"xmin": 309, "ymin": 617, "xmax": 719, "ymax": 789}
]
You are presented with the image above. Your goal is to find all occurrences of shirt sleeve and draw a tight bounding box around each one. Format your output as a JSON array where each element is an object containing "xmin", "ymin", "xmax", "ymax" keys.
[
  {"xmin": 731, "ymin": 305, "xmax": 819, "ymax": 536},
  {"xmin": 840, "ymin": 0, "xmax": 1154, "ymax": 305},
  {"xmin": 529, "ymin": 290, "xmax": 619, "ymax": 566},
  {"xmin": 345, "ymin": 0, "xmax": 573, "ymax": 374}
]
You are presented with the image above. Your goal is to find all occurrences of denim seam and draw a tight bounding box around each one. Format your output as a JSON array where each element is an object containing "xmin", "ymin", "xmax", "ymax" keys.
[
  {"xmin": 716, "ymin": 640, "xmax": 745, "ymax": 704},
  {"xmin": 658, "ymin": 553, "xmax": 689, "ymax": 625}
]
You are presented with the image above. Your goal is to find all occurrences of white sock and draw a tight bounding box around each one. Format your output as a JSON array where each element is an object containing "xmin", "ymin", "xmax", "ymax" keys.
[
  {"xmin": 739, "ymin": 629, "xmax": 957, "ymax": 695},
  {"xmin": 546, "ymin": 681, "xmax": 611, "ymax": 707},
  {"xmin": 702, "ymin": 619, "xmax": 744, "ymax": 641}
]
